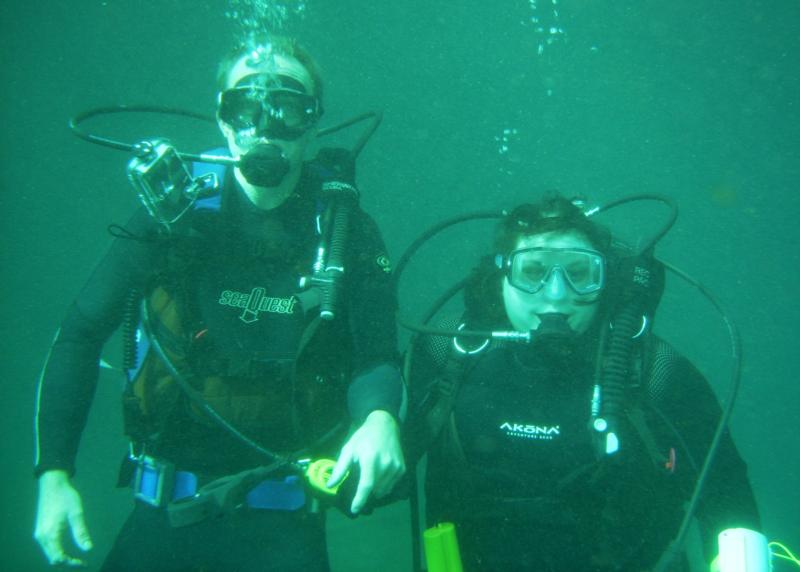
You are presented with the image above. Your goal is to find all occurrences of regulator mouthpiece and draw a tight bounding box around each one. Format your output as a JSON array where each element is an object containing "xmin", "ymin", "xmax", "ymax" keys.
[
  {"xmin": 239, "ymin": 143, "xmax": 290, "ymax": 187},
  {"xmin": 534, "ymin": 313, "xmax": 574, "ymax": 340}
]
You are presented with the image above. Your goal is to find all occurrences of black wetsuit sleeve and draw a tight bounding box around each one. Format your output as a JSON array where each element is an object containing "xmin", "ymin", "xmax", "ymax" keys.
[
  {"xmin": 656, "ymin": 345, "xmax": 762, "ymax": 562},
  {"xmin": 343, "ymin": 208, "xmax": 402, "ymax": 422},
  {"xmin": 34, "ymin": 209, "xmax": 157, "ymax": 477}
]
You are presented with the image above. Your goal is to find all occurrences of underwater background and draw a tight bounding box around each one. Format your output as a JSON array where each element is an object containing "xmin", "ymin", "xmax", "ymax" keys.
[{"xmin": 1, "ymin": 1, "xmax": 797, "ymax": 570}]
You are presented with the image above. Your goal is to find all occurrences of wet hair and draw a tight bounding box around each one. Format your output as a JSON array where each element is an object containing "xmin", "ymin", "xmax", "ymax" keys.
[
  {"xmin": 494, "ymin": 193, "xmax": 611, "ymax": 256},
  {"xmin": 216, "ymin": 34, "xmax": 324, "ymax": 100},
  {"xmin": 464, "ymin": 192, "xmax": 612, "ymax": 327}
]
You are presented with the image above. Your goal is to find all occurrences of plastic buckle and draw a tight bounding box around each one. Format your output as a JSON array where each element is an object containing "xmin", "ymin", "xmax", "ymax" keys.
[
  {"xmin": 133, "ymin": 455, "xmax": 175, "ymax": 507},
  {"xmin": 246, "ymin": 475, "xmax": 307, "ymax": 510}
]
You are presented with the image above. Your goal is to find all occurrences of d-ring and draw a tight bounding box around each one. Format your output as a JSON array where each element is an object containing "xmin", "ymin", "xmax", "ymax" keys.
[{"xmin": 453, "ymin": 323, "xmax": 490, "ymax": 355}]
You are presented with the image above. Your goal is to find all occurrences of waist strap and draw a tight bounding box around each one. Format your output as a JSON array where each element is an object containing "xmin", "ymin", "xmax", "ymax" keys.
[{"xmin": 133, "ymin": 456, "xmax": 306, "ymax": 526}]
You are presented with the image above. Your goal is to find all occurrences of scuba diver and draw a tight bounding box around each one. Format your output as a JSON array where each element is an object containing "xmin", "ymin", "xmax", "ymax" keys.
[
  {"xmin": 404, "ymin": 193, "xmax": 763, "ymax": 571},
  {"xmin": 33, "ymin": 35, "xmax": 405, "ymax": 571}
]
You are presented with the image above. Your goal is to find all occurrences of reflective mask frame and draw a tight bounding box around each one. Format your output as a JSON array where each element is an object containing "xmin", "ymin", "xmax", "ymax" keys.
[
  {"xmin": 496, "ymin": 247, "xmax": 606, "ymax": 295},
  {"xmin": 217, "ymin": 73, "xmax": 321, "ymax": 141}
]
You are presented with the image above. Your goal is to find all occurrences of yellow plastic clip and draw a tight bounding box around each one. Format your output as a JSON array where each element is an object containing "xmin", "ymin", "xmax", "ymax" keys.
[{"xmin": 304, "ymin": 458, "xmax": 346, "ymax": 496}]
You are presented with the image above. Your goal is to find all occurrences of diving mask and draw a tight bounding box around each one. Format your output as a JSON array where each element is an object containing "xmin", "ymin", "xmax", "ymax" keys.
[
  {"xmin": 217, "ymin": 73, "xmax": 321, "ymax": 141},
  {"xmin": 497, "ymin": 247, "xmax": 605, "ymax": 295}
]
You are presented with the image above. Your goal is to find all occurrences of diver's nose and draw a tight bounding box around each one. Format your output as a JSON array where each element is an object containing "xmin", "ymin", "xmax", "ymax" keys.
[{"xmin": 544, "ymin": 267, "xmax": 568, "ymax": 301}]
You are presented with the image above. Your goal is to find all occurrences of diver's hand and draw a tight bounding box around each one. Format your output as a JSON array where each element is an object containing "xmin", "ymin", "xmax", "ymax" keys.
[
  {"xmin": 328, "ymin": 410, "xmax": 405, "ymax": 514},
  {"xmin": 34, "ymin": 470, "xmax": 93, "ymax": 567}
]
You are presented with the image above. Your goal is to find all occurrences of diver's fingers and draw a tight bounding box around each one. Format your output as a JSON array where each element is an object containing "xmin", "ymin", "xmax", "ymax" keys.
[
  {"xmin": 57, "ymin": 555, "xmax": 88, "ymax": 568},
  {"xmin": 34, "ymin": 496, "xmax": 66, "ymax": 565},
  {"xmin": 37, "ymin": 528, "xmax": 67, "ymax": 566},
  {"xmin": 328, "ymin": 443, "xmax": 353, "ymax": 488},
  {"xmin": 35, "ymin": 471, "xmax": 91, "ymax": 567},
  {"xmin": 36, "ymin": 522, "xmax": 86, "ymax": 567},
  {"xmin": 350, "ymin": 458, "xmax": 376, "ymax": 514},
  {"xmin": 67, "ymin": 509, "xmax": 93, "ymax": 553}
]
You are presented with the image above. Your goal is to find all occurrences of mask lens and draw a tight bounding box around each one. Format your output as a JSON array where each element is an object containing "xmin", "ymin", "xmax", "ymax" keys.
[
  {"xmin": 218, "ymin": 88, "xmax": 264, "ymax": 131},
  {"xmin": 218, "ymin": 86, "xmax": 318, "ymax": 140},
  {"xmin": 269, "ymin": 91, "xmax": 313, "ymax": 129},
  {"xmin": 509, "ymin": 248, "xmax": 604, "ymax": 295}
]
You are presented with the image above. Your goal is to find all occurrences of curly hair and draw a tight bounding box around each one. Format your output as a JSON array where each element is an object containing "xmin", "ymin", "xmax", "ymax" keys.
[{"xmin": 494, "ymin": 193, "xmax": 611, "ymax": 256}]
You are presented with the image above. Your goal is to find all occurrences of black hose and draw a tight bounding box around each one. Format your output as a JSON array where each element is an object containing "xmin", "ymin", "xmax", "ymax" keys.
[
  {"xmin": 68, "ymin": 104, "xmax": 382, "ymax": 162},
  {"xmin": 599, "ymin": 305, "xmax": 639, "ymax": 422},
  {"xmin": 140, "ymin": 299, "xmax": 292, "ymax": 467},
  {"xmin": 591, "ymin": 194, "xmax": 678, "ymax": 255},
  {"xmin": 393, "ymin": 210, "xmax": 504, "ymax": 286},
  {"xmin": 327, "ymin": 202, "xmax": 351, "ymax": 270},
  {"xmin": 409, "ymin": 464, "xmax": 423, "ymax": 572},
  {"xmin": 317, "ymin": 111, "xmax": 383, "ymax": 160},
  {"xmin": 69, "ymin": 104, "xmax": 216, "ymax": 152},
  {"xmin": 121, "ymin": 289, "xmax": 141, "ymax": 372},
  {"xmin": 393, "ymin": 210, "xmax": 505, "ymax": 342},
  {"xmin": 651, "ymin": 261, "xmax": 742, "ymax": 572},
  {"xmin": 318, "ymin": 184, "xmax": 358, "ymax": 320}
]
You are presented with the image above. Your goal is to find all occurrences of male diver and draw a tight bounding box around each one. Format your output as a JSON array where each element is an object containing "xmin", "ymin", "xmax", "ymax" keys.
[{"xmin": 34, "ymin": 36, "xmax": 405, "ymax": 571}]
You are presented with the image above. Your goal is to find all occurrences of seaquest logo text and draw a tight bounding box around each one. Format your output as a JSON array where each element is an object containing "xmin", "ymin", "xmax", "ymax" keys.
[{"xmin": 219, "ymin": 288, "xmax": 297, "ymax": 323}]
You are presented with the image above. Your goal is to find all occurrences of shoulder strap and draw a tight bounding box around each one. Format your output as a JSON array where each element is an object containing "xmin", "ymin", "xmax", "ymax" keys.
[
  {"xmin": 190, "ymin": 148, "xmax": 228, "ymax": 212},
  {"xmin": 419, "ymin": 336, "xmax": 492, "ymax": 459},
  {"xmin": 423, "ymin": 355, "xmax": 467, "ymax": 446},
  {"xmin": 624, "ymin": 336, "xmax": 674, "ymax": 470},
  {"xmin": 626, "ymin": 406, "xmax": 670, "ymax": 470}
]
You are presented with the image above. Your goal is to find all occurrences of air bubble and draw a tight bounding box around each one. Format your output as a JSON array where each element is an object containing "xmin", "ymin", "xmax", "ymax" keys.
[
  {"xmin": 525, "ymin": 0, "xmax": 566, "ymax": 57},
  {"xmin": 226, "ymin": 0, "xmax": 308, "ymax": 36}
]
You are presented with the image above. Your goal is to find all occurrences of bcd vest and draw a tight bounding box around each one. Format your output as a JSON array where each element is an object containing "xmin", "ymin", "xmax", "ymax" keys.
[{"xmin": 122, "ymin": 155, "xmax": 353, "ymax": 466}]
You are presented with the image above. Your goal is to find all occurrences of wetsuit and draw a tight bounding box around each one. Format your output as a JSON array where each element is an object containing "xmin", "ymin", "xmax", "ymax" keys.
[
  {"xmin": 410, "ymin": 328, "xmax": 760, "ymax": 571},
  {"xmin": 34, "ymin": 164, "xmax": 402, "ymax": 571}
]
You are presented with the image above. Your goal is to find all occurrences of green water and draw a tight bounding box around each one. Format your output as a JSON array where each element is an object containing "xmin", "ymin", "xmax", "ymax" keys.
[{"xmin": 2, "ymin": 1, "xmax": 798, "ymax": 570}]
